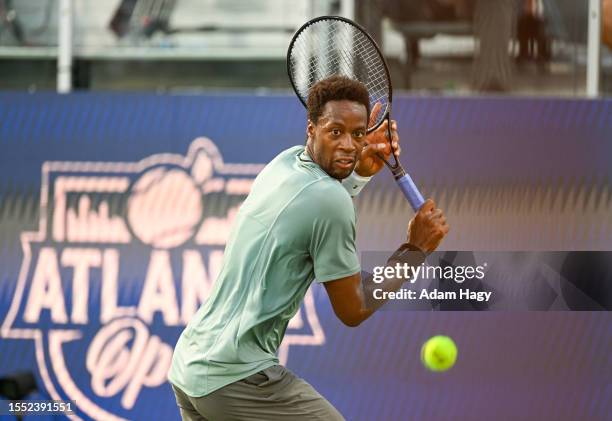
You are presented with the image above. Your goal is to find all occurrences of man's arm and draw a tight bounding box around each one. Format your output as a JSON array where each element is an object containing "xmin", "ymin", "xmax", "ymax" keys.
[
  {"xmin": 323, "ymin": 244, "xmax": 426, "ymax": 326},
  {"xmin": 323, "ymin": 199, "xmax": 448, "ymax": 327}
]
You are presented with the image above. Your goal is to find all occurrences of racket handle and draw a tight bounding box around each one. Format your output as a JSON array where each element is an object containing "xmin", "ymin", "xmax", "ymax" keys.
[{"xmin": 395, "ymin": 173, "xmax": 425, "ymax": 211}]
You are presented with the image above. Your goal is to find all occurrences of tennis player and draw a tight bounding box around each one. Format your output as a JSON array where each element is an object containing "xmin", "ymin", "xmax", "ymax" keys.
[{"xmin": 169, "ymin": 75, "xmax": 449, "ymax": 420}]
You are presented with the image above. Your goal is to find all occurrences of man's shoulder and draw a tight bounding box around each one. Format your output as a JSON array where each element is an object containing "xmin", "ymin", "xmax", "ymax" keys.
[
  {"xmin": 302, "ymin": 176, "xmax": 350, "ymax": 198},
  {"xmin": 271, "ymin": 145, "xmax": 304, "ymax": 164},
  {"xmin": 262, "ymin": 145, "xmax": 354, "ymax": 214},
  {"xmin": 299, "ymin": 177, "xmax": 354, "ymax": 217}
]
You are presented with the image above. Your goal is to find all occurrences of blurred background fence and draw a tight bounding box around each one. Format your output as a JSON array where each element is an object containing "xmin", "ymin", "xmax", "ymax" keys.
[{"xmin": 1, "ymin": 0, "xmax": 611, "ymax": 95}]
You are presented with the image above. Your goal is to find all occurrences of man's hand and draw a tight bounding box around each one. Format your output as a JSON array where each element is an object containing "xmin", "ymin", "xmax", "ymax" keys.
[
  {"xmin": 354, "ymin": 102, "xmax": 401, "ymax": 177},
  {"xmin": 408, "ymin": 199, "xmax": 449, "ymax": 253}
]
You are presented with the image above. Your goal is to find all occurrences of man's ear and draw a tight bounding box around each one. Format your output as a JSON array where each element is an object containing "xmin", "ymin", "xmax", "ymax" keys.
[{"xmin": 306, "ymin": 120, "xmax": 315, "ymax": 143}]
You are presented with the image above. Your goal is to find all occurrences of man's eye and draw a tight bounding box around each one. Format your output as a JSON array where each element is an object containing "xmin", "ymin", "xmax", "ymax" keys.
[
  {"xmin": 331, "ymin": 129, "xmax": 341, "ymax": 136},
  {"xmin": 353, "ymin": 131, "xmax": 365, "ymax": 138}
]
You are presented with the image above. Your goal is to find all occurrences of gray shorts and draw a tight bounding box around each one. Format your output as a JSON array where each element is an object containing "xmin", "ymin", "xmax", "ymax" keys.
[{"xmin": 171, "ymin": 365, "xmax": 345, "ymax": 421}]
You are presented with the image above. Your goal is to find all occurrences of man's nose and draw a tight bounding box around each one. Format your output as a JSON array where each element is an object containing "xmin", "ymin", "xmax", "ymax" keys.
[{"xmin": 338, "ymin": 134, "xmax": 356, "ymax": 151}]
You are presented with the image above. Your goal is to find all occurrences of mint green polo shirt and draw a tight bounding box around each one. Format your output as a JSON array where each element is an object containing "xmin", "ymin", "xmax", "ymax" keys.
[{"xmin": 168, "ymin": 145, "xmax": 361, "ymax": 397}]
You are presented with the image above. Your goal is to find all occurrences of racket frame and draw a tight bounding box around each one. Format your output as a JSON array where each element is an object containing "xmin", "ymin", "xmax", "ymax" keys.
[
  {"xmin": 286, "ymin": 15, "xmax": 392, "ymax": 134},
  {"xmin": 287, "ymin": 15, "xmax": 424, "ymax": 209}
]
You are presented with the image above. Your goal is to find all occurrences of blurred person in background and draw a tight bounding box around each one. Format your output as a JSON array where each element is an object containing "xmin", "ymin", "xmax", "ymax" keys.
[
  {"xmin": 472, "ymin": 0, "xmax": 519, "ymax": 91},
  {"xmin": 516, "ymin": 0, "xmax": 551, "ymax": 65},
  {"xmin": 376, "ymin": 0, "xmax": 520, "ymax": 92}
]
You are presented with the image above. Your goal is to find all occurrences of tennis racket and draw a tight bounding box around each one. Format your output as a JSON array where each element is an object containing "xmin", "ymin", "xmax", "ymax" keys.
[{"xmin": 286, "ymin": 15, "xmax": 425, "ymax": 211}]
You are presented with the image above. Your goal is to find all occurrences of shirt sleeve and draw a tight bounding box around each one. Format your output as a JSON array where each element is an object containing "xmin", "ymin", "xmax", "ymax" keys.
[{"xmin": 308, "ymin": 184, "xmax": 361, "ymax": 282}]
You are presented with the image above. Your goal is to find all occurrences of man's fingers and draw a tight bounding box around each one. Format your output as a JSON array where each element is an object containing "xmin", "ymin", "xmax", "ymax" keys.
[
  {"xmin": 429, "ymin": 213, "xmax": 442, "ymax": 223},
  {"xmin": 386, "ymin": 120, "xmax": 400, "ymax": 157},
  {"xmin": 420, "ymin": 199, "xmax": 435, "ymax": 213},
  {"xmin": 378, "ymin": 119, "xmax": 388, "ymax": 134},
  {"xmin": 380, "ymin": 142, "xmax": 391, "ymax": 158},
  {"xmin": 362, "ymin": 142, "xmax": 388, "ymax": 156},
  {"xmin": 430, "ymin": 209, "xmax": 443, "ymax": 219},
  {"xmin": 392, "ymin": 140, "xmax": 401, "ymax": 157},
  {"xmin": 369, "ymin": 102, "xmax": 382, "ymax": 128},
  {"xmin": 389, "ymin": 120, "xmax": 397, "ymax": 137}
]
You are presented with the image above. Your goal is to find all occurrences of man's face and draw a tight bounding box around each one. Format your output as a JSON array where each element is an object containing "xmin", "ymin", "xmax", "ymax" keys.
[{"xmin": 307, "ymin": 100, "xmax": 368, "ymax": 180}]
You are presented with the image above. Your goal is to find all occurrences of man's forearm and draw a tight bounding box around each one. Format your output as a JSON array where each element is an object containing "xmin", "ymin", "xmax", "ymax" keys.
[{"xmin": 356, "ymin": 243, "xmax": 427, "ymax": 321}]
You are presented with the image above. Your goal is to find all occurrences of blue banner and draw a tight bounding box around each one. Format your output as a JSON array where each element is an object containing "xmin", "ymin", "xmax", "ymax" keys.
[{"xmin": 0, "ymin": 93, "xmax": 610, "ymax": 420}]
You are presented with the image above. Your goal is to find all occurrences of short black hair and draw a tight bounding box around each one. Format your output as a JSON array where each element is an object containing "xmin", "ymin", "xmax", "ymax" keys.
[{"xmin": 307, "ymin": 75, "xmax": 370, "ymax": 124}]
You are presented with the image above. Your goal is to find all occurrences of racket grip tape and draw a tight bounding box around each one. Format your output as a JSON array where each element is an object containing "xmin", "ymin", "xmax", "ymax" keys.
[{"xmin": 396, "ymin": 173, "xmax": 425, "ymax": 211}]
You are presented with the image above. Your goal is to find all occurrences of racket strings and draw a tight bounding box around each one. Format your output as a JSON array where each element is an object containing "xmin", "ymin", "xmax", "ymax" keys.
[{"xmin": 288, "ymin": 18, "xmax": 390, "ymax": 129}]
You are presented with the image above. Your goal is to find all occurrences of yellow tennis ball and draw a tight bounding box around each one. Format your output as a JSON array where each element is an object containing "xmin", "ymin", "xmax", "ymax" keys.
[{"xmin": 421, "ymin": 335, "xmax": 457, "ymax": 372}]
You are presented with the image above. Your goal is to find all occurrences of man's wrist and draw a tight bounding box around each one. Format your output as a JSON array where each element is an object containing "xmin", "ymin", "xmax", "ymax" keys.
[
  {"xmin": 387, "ymin": 242, "xmax": 428, "ymax": 266},
  {"xmin": 354, "ymin": 168, "xmax": 374, "ymax": 177},
  {"xmin": 341, "ymin": 171, "xmax": 373, "ymax": 197}
]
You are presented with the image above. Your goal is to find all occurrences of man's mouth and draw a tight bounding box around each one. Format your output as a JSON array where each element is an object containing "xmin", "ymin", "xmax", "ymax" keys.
[{"xmin": 335, "ymin": 157, "xmax": 355, "ymax": 170}]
